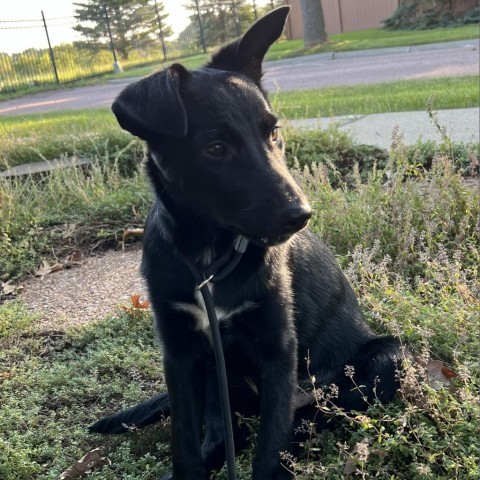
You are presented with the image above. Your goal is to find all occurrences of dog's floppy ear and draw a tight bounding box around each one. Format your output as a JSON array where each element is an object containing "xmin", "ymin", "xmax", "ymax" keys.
[
  {"xmin": 112, "ymin": 63, "xmax": 188, "ymax": 140},
  {"xmin": 206, "ymin": 6, "xmax": 290, "ymax": 84}
]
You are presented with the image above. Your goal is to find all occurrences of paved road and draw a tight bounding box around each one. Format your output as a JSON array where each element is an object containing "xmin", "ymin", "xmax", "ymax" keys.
[
  {"xmin": 0, "ymin": 40, "xmax": 478, "ymax": 116},
  {"xmin": 262, "ymin": 40, "xmax": 479, "ymax": 91}
]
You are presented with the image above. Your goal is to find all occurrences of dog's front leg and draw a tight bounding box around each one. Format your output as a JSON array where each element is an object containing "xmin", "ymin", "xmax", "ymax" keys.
[
  {"xmin": 164, "ymin": 353, "xmax": 208, "ymax": 480},
  {"xmin": 252, "ymin": 337, "xmax": 297, "ymax": 480}
]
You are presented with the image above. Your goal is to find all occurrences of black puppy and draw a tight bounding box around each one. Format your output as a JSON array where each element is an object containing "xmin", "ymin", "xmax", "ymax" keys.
[{"xmin": 89, "ymin": 7, "xmax": 400, "ymax": 480}]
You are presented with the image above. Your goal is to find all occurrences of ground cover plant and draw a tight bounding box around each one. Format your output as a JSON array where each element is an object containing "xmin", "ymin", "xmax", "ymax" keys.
[
  {"xmin": 0, "ymin": 119, "xmax": 479, "ymax": 478},
  {"xmin": 0, "ymin": 161, "xmax": 151, "ymax": 283}
]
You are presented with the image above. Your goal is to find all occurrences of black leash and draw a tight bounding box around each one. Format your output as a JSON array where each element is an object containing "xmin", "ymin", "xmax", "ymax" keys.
[{"xmin": 183, "ymin": 235, "xmax": 249, "ymax": 480}]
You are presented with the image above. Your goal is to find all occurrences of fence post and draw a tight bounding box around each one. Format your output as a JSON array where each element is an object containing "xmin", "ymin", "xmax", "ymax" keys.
[
  {"xmin": 41, "ymin": 11, "xmax": 59, "ymax": 84},
  {"xmin": 337, "ymin": 0, "xmax": 344, "ymax": 33},
  {"xmin": 194, "ymin": 0, "xmax": 207, "ymax": 53},
  {"xmin": 104, "ymin": 4, "xmax": 123, "ymax": 72},
  {"xmin": 154, "ymin": 0, "xmax": 167, "ymax": 61}
]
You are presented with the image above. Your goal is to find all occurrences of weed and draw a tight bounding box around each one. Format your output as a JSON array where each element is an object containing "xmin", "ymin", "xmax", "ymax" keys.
[
  {"xmin": 0, "ymin": 159, "xmax": 150, "ymax": 282},
  {"xmin": 294, "ymin": 130, "xmax": 479, "ymax": 281}
]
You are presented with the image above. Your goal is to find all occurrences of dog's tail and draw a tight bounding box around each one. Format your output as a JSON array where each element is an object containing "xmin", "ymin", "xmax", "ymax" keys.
[{"xmin": 88, "ymin": 392, "xmax": 170, "ymax": 434}]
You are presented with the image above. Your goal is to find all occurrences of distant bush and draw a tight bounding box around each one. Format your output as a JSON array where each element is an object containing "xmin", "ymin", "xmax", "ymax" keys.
[
  {"xmin": 284, "ymin": 126, "xmax": 479, "ymax": 187},
  {"xmin": 384, "ymin": 0, "xmax": 480, "ymax": 30}
]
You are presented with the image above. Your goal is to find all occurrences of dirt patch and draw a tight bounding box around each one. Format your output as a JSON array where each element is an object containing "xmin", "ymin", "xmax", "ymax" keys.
[{"xmin": 19, "ymin": 247, "xmax": 147, "ymax": 330}]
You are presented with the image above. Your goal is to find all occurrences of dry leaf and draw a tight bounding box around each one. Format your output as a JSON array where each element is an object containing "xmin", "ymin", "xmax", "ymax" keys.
[
  {"xmin": 35, "ymin": 260, "xmax": 64, "ymax": 277},
  {"xmin": 121, "ymin": 294, "xmax": 150, "ymax": 317},
  {"xmin": 130, "ymin": 294, "xmax": 150, "ymax": 309},
  {"xmin": 343, "ymin": 456, "xmax": 357, "ymax": 475},
  {"xmin": 123, "ymin": 228, "xmax": 144, "ymax": 238},
  {"xmin": 426, "ymin": 360, "xmax": 458, "ymax": 390},
  {"xmin": 1, "ymin": 281, "xmax": 22, "ymax": 296},
  {"xmin": 1, "ymin": 283, "xmax": 16, "ymax": 295},
  {"xmin": 58, "ymin": 448, "xmax": 110, "ymax": 479},
  {"xmin": 65, "ymin": 251, "xmax": 85, "ymax": 266},
  {"xmin": 441, "ymin": 366, "xmax": 458, "ymax": 380}
]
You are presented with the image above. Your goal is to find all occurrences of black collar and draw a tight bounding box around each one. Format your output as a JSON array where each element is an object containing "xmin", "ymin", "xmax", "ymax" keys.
[{"xmin": 198, "ymin": 235, "xmax": 249, "ymax": 289}]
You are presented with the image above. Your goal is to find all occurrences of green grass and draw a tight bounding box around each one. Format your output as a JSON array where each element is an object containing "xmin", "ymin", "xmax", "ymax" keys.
[
  {"xmin": 273, "ymin": 76, "xmax": 480, "ymax": 118},
  {"xmin": 1, "ymin": 75, "xmax": 478, "ymax": 172},
  {"xmin": 1, "ymin": 24, "xmax": 477, "ymax": 101},
  {"xmin": 0, "ymin": 109, "xmax": 135, "ymax": 171},
  {"xmin": 266, "ymin": 24, "xmax": 479, "ymax": 60},
  {"xmin": 0, "ymin": 127, "xmax": 479, "ymax": 478}
]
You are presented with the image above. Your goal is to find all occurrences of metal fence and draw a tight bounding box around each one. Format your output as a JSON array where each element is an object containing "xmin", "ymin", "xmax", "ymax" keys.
[{"xmin": 0, "ymin": 1, "xmax": 285, "ymax": 93}]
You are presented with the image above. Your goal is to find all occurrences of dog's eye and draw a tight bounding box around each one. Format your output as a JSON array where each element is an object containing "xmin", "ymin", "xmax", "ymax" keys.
[
  {"xmin": 204, "ymin": 142, "xmax": 226, "ymax": 158},
  {"xmin": 270, "ymin": 127, "xmax": 280, "ymax": 142}
]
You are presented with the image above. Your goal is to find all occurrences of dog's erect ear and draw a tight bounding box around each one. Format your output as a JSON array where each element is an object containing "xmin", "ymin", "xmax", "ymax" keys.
[
  {"xmin": 206, "ymin": 6, "xmax": 290, "ymax": 84},
  {"xmin": 112, "ymin": 63, "xmax": 188, "ymax": 140}
]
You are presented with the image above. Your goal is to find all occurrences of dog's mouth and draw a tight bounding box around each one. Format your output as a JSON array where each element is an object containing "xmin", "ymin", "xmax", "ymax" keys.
[
  {"xmin": 225, "ymin": 205, "xmax": 312, "ymax": 247},
  {"xmin": 255, "ymin": 232, "xmax": 296, "ymax": 246},
  {"xmin": 237, "ymin": 224, "xmax": 310, "ymax": 248},
  {"xmin": 224, "ymin": 226, "xmax": 294, "ymax": 247}
]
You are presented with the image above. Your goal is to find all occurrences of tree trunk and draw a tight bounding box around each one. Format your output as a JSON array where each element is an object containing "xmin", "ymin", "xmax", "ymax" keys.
[{"xmin": 300, "ymin": 0, "xmax": 328, "ymax": 47}]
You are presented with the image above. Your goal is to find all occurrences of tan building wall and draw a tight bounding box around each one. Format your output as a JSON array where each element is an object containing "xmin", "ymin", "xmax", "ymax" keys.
[{"xmin": 285, "ymin": 0, "xmax": 401, "ymax": 39}]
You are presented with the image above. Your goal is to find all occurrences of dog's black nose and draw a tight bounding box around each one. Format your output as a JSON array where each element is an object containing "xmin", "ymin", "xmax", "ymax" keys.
[{"xmin": 280, "ymin": 205, "xmax": 312, "ymax": 233}]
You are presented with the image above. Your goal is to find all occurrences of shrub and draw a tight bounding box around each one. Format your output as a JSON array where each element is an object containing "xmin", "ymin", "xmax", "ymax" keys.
[
  {"xmin": 295, "ymin": 139, "xmax": 479, "ymax": 280},
  {"xmin": 384, "ymin": 0, "xmax": 480, "ymax": 30}
]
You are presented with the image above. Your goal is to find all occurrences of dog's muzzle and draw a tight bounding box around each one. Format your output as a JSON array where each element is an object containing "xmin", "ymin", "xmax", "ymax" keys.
[
  {"xmin": 278, "ymin": 205, "xmax": 312, "ymax": 235},
  {"xmin": 252, "ymin": 204, "xmax": 312, "ymax": 246}
]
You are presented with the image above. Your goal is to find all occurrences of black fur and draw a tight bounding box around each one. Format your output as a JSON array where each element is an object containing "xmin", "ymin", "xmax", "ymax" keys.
[{"xmin": 89, "ymin": 7, "xmax": 401, "ymax": 480}]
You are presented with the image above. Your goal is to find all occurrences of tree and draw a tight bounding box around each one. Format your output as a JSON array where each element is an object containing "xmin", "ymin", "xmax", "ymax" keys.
[
  {"xmin": 300, "ymin": 0, "xmax": 327, "ymax": 48},
  {"xmin": 0, "ymin": 53, "xmax": 13, "ymax": 77},
  {"xmin": 73, "ymin": 0, "xmax": 172, "ymax": 61},
  {"xmin": 182, "ymin": 0, "xmax": 255, "ymax": 50}
]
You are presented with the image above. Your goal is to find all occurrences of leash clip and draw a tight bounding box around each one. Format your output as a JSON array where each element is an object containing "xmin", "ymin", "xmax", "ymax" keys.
[
  {"xmin": 196, "ymin": 274, "xmax": 214, "ymax": 291},
  {"xmin": 195, "ymin": 236, "xmax": 249, "ymax": 290}
]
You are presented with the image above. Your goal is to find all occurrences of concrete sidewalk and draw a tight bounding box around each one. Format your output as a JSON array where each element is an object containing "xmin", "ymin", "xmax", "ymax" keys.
[{"xmin": 289, "ymin": 107, "xmax": 479, "ymax": 149}]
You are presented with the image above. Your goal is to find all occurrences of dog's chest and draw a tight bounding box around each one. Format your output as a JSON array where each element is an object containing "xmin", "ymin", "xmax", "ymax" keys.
[{"xmin": 171, "ymin": 288, "xmax": 257, "ymax": 334}]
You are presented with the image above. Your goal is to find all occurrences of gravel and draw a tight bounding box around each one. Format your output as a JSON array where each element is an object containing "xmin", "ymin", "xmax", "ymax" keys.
[{"xmin": 19, "ymin": 247, "xmax": 147, "ymax": 330}]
